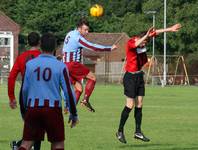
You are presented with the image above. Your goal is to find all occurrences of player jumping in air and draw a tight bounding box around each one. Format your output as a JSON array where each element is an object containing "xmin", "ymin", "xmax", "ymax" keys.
[
  {"xmin": 116, "ymin": 23, "xmax": 181, "ymax": 144},
  {"xmin": 62, "ymin": 18, "xmax": 117, "ymax": 112},
  {"xmin": 8, "ymin": 32, "xmax": 42, "ymax": 150}
]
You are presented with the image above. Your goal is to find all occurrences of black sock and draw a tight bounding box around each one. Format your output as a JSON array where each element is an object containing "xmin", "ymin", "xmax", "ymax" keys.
[
  {"xmin": 16, "ymin": 139, "xmax": 22, "ymax": 147},
  {"xmin": 33, "ymin": 141, "xmax": 41, "ymax": 150},
  {"xmin": 134, "ymin": 107, "xmax": 142, "ymax": 133},
  {"xmin": 118, "ymin": 106, "xmax": 132, "ymax": 132}
]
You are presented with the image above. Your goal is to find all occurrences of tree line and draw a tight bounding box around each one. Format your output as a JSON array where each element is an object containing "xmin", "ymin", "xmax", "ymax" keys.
[{"xmin": 0, "ymin": 0, "xmax": 198, "ymax": 55}]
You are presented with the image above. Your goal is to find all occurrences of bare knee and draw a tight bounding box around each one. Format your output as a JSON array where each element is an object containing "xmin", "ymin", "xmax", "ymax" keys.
[
  {"xmin": 126, "ymin": 97, "xmax": 135, "ymax": 109},
  {"xmin": 20, "ymin": 141, "xmax": 34, "ymax": 150},
  {"xmin": 136, "ymin": 96, "xmax": 143, "ymax": 108},
  {"xmin": 86, "ymin": 72, "xmax": 96, "ymax": 81},
  {"xmin": 74, "ymin": 82, "xmax": 83, "ymax": 92},
  {"xmin": 51, "ymin": 141, "xmax": 64, "ymax": 150}
]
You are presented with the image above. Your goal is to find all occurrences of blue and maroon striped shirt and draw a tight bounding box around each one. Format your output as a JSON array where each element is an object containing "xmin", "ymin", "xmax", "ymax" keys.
[
  {"xmin": 62, "ymin": 29, "xmax": 112, "ymax": 62},
  {"xmin": 22, "ymin": 54, "xmax": 77, "ymax": 115}
]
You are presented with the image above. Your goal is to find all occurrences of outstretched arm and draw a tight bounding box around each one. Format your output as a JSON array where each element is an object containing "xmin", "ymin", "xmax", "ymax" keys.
[
  {"xmin": 79, "ymin": 36, "xmax": 117, "ymax": 51},
  {"xmin": 135, "ymin": 27, "xmax": 154, "ymax": 47},
  {"xmin": 155, "ymin": 23, "xmax": 182, "ymax": 35}
]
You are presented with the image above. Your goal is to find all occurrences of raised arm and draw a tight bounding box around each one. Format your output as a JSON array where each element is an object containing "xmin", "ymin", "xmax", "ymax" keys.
[
  {"xmin": 79, "ymin": 35, "xmax": 117, "ymax": 51},
  {"xmin": 135, "ymin": 27, "xmax": 154, "ymax": 47},
  {"xmin": 155, "ymin": 23, "xmax": 182, "ymax": 35}
]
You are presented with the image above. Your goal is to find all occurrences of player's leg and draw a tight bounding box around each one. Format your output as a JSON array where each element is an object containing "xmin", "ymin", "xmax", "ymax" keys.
[
  {"xmin": 18, "ymin": 141, "xmax": 34, "ymax": 150},
  {"xmin": 116, "ymin": 97, "xmax": 135, "ymax": 143},
  {"xmin": 45, "ymin": 108, "xmax": 65, "ymax": 150},
  {"xmin": 80, "ymin": 71, "xmax": 96, "ymax": 112},
  {"xmin": 11, "ymin": 88, "xmax": 26, "ymax": 149},
  {"xmin": 51, "ymin": 141, "xmax": 64, "ymax": 150},
  {"xmin": 134, "ymin": 96, "xmax": 143, "ymax": 133},
  {"xmin": 134, "ymin": 96, "xmax": 149, "ymax": 142},
  {"xmin": 33, "ymin": 141, "xmax": 41, "ymax": 150},
  {"xmin": 133, "ymin": 73, "xmax": 150, "ymax": 142},
  {"xmin": 15, "ymin": 88, "xmax": 42, "ymax": 150},
  {"xmin": 74, "ymin": 81, "xmax": 83, "ymax": 104},
  {"xmin": 116, "ymin": 72, "xmax": 136, "ymax": 144},
  {"xmin": 83, "ymin": 71, "xmax": 96, "ymax": 101}
]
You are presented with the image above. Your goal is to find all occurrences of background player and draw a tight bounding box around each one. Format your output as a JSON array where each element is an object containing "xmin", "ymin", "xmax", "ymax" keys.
[
  {"xmin": 62, "ymin": 18, "xmax": 117, "ymax": 112},
  {"xmin": 18, "ymin": 33, "xmax": 78, "ymax": 150},
  {"xmin": 116, "ymin": 23, "xmax": 181, "ymax": 144},
  {"xmin": 8, "ymin": 32, "xmax": 42, "ymax": 150}
]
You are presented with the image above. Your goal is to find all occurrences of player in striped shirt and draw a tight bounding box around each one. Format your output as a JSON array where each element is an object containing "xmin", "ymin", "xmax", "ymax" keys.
[
  {"xmin": 62, "ymin": 18, "xmax": 117, "ymax": 112},
  {"xmin": 18, "ymin": 33, "xmax": 78, "ymax": 150}
]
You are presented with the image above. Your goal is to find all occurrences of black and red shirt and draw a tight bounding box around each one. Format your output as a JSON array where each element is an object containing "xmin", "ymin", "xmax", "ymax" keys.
[{"xmin": 125, "ymin": 37, "xmax": 148, "ymax": 72}]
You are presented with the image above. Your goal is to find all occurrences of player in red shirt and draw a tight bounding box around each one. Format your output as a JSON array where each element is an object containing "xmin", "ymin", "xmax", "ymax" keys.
[
  {"xmin": 116, "ymin": 24, "xmax": 181, "ymax": 144},
  {"xmin": 8, "ymin": 32, "xmax": 42, "ymax": 150}
]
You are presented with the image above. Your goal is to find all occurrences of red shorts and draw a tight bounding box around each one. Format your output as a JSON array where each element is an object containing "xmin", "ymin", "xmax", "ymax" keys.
[
  {"xmin": 65, "ymin": 62, "xmax": 90, "ymax": 84},
  {"xmin": 23, "ymin": 107, "xmax": 64, "ymax": 142}
]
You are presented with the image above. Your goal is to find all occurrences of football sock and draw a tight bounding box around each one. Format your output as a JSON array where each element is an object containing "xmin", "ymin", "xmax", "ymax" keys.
[
  {"xmin": 118, "ymin": 106, "xmax": 132, "ymax": 132},
  {"xmin": 75, "ymin": 90, "xmax": 82, "ymax": 104},
  {"xmin": 16, "ymin": 139, "xmax": 22, "ymax": 147},
  {"xmin": 83, "ymin": 79, "xmax": 96, "ymax": 102},
  {"xmin": 54, "ymin": 149, "xmax": 64, "ymax": 150},
  {"xmin": 134, "ymin": 107, "xmax": 142, "ymax": 133},
  {"xmin": 34, "ymin": 140, "xmax": 41, "ymax": 150}
]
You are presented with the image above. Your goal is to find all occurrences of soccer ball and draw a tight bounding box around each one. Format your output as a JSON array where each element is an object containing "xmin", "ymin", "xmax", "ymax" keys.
[{"xmin": 90, "ymin": 4, "xmax": 104, "ymax": 17}]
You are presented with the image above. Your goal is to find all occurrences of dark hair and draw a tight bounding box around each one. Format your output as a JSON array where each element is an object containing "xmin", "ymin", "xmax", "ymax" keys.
[
  {"xmin": 28, "ymin": 32, "xmax": 40, "ymax": 46},
  {"xmin": 139, "ymin": 31, "xmax": 147, "ymax": 38},
  {"xmin": 77, "ymin": 18, "xmax": 89, "ymax": 28},
  {"xmin": 41, "ymin": 33, "xmax": 56, "ymax": 52}
]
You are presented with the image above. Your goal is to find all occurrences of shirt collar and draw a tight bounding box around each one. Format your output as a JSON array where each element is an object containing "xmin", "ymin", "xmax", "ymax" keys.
[{"xmin": 39, "ymin": 54, "xmax": 56, "ymax": 59}]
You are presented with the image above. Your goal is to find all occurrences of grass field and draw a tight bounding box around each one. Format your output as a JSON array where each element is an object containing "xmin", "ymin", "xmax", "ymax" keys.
[{"xmin": 1, "ymin": 84, "xmax": 198, "ymax": 150}]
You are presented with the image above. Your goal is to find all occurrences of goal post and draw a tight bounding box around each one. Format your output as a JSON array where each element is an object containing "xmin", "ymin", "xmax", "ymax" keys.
[
  {"xmin": 144, "ymin": 55, "xmax": 190, "ymax": 86},
  {"xmin": 0, "ymin": 31, "xmax": 14, "ymax": 70}
]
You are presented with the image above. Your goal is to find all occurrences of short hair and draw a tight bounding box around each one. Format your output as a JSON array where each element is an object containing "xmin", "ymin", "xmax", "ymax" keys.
[
  {"xmin": 77, "ymin": 18, "xmax": 89, "ymax": 28},
  {"xmin": 40, "ymin": 33, "xmax": 56, "ymax": 52},
  {"xmin": 28, "ymin": 32, "xmax": 40, "ymax": 46},
  {"xmin": 139, "ymin": 31, "xmax": 147, "ymax": 38}
]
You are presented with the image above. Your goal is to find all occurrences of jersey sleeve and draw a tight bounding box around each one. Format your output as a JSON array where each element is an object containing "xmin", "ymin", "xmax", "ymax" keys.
[
  {"xmin": 7, "ymin": 57, "xmax": 20, "ymax": 102},
  {"xmin": 127, "ymin": 38, "xmax": 137, "ymax": 50},
  {"xmin": 78, "ymin": 35, "xmax": 112, "ymax": 52},
  {"xmin": 60, "ymin": 65, "xmax": 77, "ymax": 116}
]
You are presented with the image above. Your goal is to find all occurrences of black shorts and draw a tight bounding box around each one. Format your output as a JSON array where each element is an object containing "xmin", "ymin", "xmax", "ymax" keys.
[{"xmin": 123, "ymin": 71, "xmax": 145, "ymax": 99}]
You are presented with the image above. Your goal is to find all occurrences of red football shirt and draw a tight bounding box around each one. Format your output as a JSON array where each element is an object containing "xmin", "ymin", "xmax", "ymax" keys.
[
  {"xmin": 125, "ymin": 37, "xmax": 148, "ymax": 72},
  {"xmin": 8, "ymin": 49, "xmax": 41, "ymax": 102}
]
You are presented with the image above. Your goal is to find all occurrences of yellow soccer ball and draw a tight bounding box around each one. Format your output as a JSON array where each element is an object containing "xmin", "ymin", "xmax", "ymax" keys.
[{"xmin": 90, "ymin": 4, "xmax": 104, "ymax": 17}]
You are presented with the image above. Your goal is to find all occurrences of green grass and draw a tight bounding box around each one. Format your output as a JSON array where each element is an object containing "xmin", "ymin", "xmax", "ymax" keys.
[{"xmin": 1, "ymin": 84, "xmax": 198, "ymax": 150}]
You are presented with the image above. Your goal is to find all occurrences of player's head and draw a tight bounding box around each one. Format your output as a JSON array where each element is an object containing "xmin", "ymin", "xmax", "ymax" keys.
[
  {"xmin": 77, "ymin": 18, "xmax": 89, "ymax": 36},
  {"xmin": 28, "ymin": 32, "xmax": 40, "ymax": 47},
  {"xmin": 40, "ymin": 33, "xmax": 56, "ymax": 53}
]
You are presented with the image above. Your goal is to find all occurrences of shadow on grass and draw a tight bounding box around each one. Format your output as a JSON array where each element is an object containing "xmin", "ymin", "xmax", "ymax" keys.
[
  {"xmin": 0, "ymin": 139, "xmax": 9, "ymax": 143},
  {"xmin": 119, "ymin": 143, "xmax": 172, "ymax": 148},
  {"xmin": 119, "ymin": 143, "xmax": 198, "ymax": 150}
]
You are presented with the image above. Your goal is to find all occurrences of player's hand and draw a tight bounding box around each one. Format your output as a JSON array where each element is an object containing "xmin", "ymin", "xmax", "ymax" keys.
[
  {"xmin": 111, "ymin": 44, "xmax": 117, "ymax": 51},
  {"xmin": 9, "ymin": 100, "xmax": 17, "ymax": 109},
  {"xmin": 169, "ymin": 23, "xmax": 182, "ymax": 32},
  {"xmin": 146, "ymin": 27, "xmax": 155, "ymax": 37},
  {"xmin": 64, "ymin": 107, "xmax": 69, "ymax": 115},
  {"xmin": 149, "ymin": 29, "xmax": 156, "ymax": 37},
  {"xmin": 68, "ymin": 114, "xmax": 79, "ymax": 128}
]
